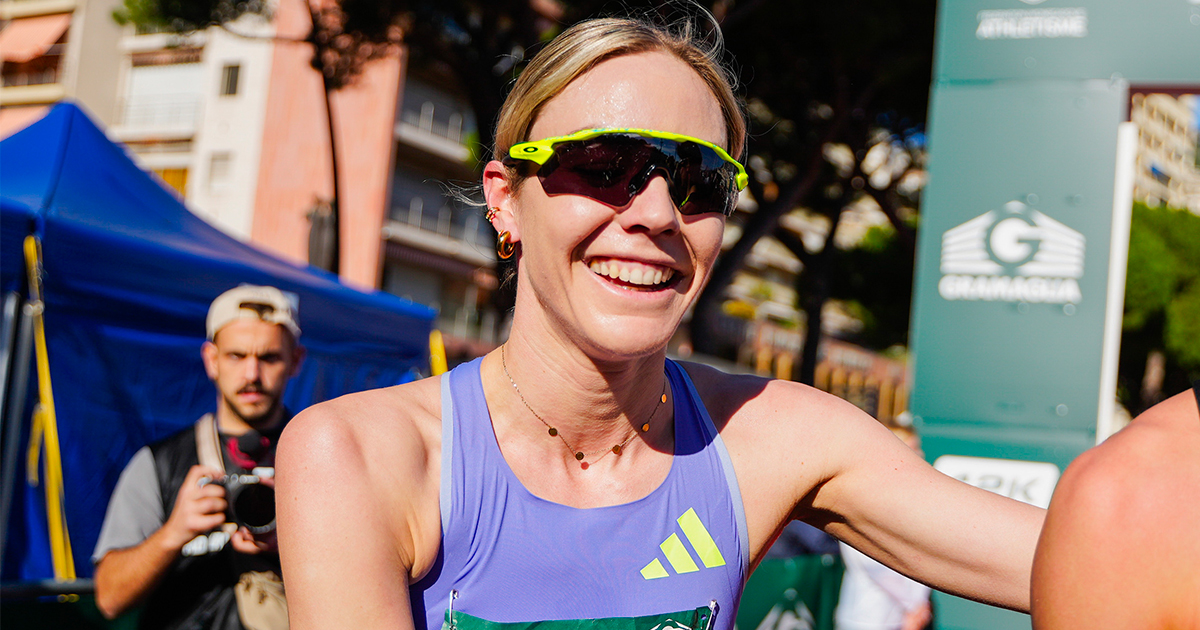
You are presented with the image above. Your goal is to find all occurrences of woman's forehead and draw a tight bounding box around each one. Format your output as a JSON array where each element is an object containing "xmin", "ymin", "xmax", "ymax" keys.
[{"xmin": 530, "ymin": 50, "xmax": 726, "ymax": 147}]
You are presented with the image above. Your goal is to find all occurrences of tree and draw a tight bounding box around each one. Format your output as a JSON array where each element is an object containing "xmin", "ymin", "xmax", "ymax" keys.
[
  {"xmin": 684, "ymin": 0, "xmax": 936, "ymax": 384},
  {"xmin": 762, "ymin": 122, "xmax": 925, "ymax": 383},
  {"xmin": 830, "ymin": 218, "xmax": 919, "ymax": 351},
  {"xmin": 1118, "ymin": 202, "xmax": 1200, "ymax": 412}
]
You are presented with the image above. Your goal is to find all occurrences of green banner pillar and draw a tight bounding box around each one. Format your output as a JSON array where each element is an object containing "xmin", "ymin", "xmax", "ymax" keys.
[
  {"xmin": 911, "ymin": 1, "xmax": 1199, "ymax": 628},
  {"xmin": 912, "ymin": 78, "xmax": 1131, "ymax": 630}
]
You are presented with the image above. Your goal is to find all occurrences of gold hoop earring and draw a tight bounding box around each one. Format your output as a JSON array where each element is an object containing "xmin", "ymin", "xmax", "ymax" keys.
[
  {"xmin": 497, "ymin": 231, "xmax": 516, "ymax": 259},
  {"xmin": 485, "ymin": 206, "xmax": 499, "ymax": 222}
]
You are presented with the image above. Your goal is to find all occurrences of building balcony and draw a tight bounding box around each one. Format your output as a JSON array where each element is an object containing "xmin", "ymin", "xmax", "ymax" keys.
[
  {"xmin": 110, "ymin": 95, "xmax": 200, "ymax": 141},
  {"xmin": 0, "ymin": 0, "xmax": 77, "ymax": 20},
  {"xmin": 1, "ymin": 39, "xmax": 64, "ymax": 105},
  {"xmin": 382, "ymin": 214, "xmax": 493, "ymax": 269},
  {"xmin": 1, "ymin": 52, "xmax": 60, "ymax": 86},
  {"xmin": 395, "ymin": 80, "xmax": 477, "ymax": 164},
  {"xmin": 0, "ymin": 81, "xmax": 64, "ymax": 105},
  {"xmin": 388, "ymin": 166, "xmax": 493, "ymax": 259},
  {"xmin": 395, "ymin": 119, "xmax": 471, "ymax": 163}
]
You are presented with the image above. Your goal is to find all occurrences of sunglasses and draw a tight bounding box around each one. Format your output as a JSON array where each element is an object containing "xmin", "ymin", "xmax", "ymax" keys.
[{"xmin": 503, "ymin": 128, "xmax": 749, "ymax": 217}]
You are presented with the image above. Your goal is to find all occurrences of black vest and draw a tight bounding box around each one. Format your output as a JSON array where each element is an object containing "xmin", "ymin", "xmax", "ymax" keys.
[{"xmin": 141, "ymin": 421, "xmax": 283, "ymax": 630}]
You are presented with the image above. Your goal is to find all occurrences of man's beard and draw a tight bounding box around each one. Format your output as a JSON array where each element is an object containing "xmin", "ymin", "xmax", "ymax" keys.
[{"xmin": 224, "ymin": 384, "xmax": 281, "ymax": 427}]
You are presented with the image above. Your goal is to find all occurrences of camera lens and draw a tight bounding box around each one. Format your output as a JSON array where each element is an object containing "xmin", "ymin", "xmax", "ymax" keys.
[{"xmin": 230, "ymin": 482, "xmax": 275, "ymax": 533}]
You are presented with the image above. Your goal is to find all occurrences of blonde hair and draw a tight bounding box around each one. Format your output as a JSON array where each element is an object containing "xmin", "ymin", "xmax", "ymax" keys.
[{"xmin": 493, "ymin": 16, "xmax": 745, "ymax": 165}]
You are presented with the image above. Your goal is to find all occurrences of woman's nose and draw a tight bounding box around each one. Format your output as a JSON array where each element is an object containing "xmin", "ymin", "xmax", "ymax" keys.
[{"xmin": 620, "ymin": 173, "xmax": 681, "ymax": 235}]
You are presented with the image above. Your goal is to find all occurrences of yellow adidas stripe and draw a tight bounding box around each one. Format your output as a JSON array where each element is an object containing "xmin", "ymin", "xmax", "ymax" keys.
[
  {"xmin": 660, "ymin": 533, "xmax": 699, "ymax": 573},
  {"xmin": 678, "ymin": 508, "xmax": 726, "ymax": 568},
  {"xmin": 641, "ymin": 508, "xmax": 727, "ymax": 580},
  {"xmin": 640, "ymin": 558, "xmax": 669, "ymax": 580}
]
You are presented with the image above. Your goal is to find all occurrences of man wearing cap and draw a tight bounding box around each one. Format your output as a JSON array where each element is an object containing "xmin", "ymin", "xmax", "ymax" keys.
[{"xmin": 93, "ymin": 285, "xmax": 305, "ymax": 630}]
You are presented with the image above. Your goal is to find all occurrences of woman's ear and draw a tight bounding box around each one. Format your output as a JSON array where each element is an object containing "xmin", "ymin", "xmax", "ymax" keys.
[{"xmin": 482, "ymin": 160, "xmax": 520, "ymax": 243}]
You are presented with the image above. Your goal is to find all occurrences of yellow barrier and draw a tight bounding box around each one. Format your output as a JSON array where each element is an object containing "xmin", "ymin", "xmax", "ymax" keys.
[{"xmin": 429, "ymin": 329, "xmax": 448, "ymax": 376}]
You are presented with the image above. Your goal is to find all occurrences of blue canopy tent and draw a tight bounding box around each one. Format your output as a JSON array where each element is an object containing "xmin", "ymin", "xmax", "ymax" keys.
[{"xmin": 0, "ymin": 102, "xmax": 436, "ymax": 586}]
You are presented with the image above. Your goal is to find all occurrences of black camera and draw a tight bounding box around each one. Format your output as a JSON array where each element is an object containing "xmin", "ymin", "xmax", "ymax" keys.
[{"xmin": 202, "ymin": 474, "xmax": 276, "ymax": 535}]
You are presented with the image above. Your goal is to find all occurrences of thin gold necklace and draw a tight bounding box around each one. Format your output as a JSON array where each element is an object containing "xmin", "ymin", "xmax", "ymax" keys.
[{"xmin": 500, "ymin": 344, "xmax": 668, "ymax": 470}]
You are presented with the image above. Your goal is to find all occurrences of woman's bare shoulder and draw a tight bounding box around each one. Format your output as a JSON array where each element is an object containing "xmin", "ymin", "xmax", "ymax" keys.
[
  {"xmin": 279, "ymin": 376, "xmax": 443, "ymax": 482},
  {"xmin": 276, "ymin": 375, "xmax": 446, "ymax": 581},
  {"xmin": 678, "ymin": 360, "xmax": 873, "ymax": 438},
  {"xmin": 675, "ymin": 361, "xmax": 914, "ymax": 557},
  {"xmin": 1035, "ymin": 389, "xmax": 1200, "ymax": 627},
  {"xmin": 675, "ymin": 361, "xmax": 884, "ymax": 488},
  {"xmin": 1055, "ymin": 388, "xmax": 1200, "ymax": 515}
]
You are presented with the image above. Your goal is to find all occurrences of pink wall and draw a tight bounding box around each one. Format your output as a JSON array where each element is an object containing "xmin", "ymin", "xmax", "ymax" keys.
[
  {"xmin": 0, "ymin": 105, "xmax": 50, "ymax": 139},
  {"xmin": 252, "ymin": 0, "xmax": 403, "ymax": 289}
]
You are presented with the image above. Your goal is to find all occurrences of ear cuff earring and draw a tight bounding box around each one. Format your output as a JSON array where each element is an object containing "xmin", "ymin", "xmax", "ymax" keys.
[{"xmin": 485, "ymin": 206, "xmax": 499, "ymax": 222}]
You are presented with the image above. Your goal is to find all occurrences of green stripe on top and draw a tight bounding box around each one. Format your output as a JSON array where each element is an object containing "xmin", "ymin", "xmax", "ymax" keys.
[
  {"xmin": 442, "ymin": 605, "xmax": 717, "ymax": 630},
  {"xmin": 678, "ymin": 509, "xmax": 726, "ymax": 569}
]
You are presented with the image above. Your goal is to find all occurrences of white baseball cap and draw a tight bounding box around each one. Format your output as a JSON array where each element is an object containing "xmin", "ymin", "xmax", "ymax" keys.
[{"xmin": 206, "ymin": 285, "xmax": 301, "ymax": 340}]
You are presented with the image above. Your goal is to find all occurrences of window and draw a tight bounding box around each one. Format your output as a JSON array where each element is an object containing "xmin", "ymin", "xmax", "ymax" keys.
[
  {"xmin": 220, "ymin": 64, "xmax": 240, "ymax": 96},
  {"xmin": 122, "ymin": 63, "xmax": 203, "ymax": 127},
  {"xmin": 209, "ymin": 153, "xmax": 232, "ymax": 189},
  {"xmin": 155, "ymin": 168, "xmax": 188, "ymax": 197},
  {"xmin": 0, "ymin": 14, "xmax": 69, "ymax": 88}
]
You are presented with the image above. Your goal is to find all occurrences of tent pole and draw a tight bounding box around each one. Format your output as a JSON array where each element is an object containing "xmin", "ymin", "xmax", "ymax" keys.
[
  {"xmin": 0, "ymin": 290, "xmax": 34, "ymax": 570},
  {"xmin": 22, "ymin": 236, "xmax": 76, "ymax": 580}
]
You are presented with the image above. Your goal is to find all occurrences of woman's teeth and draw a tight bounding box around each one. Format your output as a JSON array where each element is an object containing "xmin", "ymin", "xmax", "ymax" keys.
[{"xmin": 589, "ymin": 260, "xmax": 674, "ymax": 287}]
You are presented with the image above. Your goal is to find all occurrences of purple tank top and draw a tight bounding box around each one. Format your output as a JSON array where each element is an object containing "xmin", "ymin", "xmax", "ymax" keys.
[{"xmin": 409, "ymin": 358, "xmax": 748, "ymax": 629}]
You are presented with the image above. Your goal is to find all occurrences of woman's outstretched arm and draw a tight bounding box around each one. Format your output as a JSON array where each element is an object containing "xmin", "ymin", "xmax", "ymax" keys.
[{"xmin": 693, "ymin": 365, "xmax": 1045, "ymax": 612}]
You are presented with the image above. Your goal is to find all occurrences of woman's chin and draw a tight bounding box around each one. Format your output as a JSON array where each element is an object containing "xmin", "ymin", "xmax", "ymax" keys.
[{"xmin": 569, "ymin": 313, "xmax": 681, "ymax": 361}]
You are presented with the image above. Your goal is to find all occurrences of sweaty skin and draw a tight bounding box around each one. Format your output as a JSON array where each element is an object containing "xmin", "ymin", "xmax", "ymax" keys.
[
  {"xmin": 1032, "ymin": 389, "xmax": 1200, "ymax": 629},
  {"xmin": 277, "ymin": 50, "xmax": 1045, "ymax": 630}
]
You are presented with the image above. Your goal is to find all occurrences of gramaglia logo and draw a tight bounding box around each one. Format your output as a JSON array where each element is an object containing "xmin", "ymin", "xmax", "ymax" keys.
[{"xmin": 938, "ymin": 201, "xmax": 1084, "ymax": 304}]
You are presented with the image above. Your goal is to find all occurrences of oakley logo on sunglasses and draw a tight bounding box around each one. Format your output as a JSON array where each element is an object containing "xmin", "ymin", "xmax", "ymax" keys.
[{"xmin": 503, "ymin": 128, "xmax": 748, "ymax": 217}]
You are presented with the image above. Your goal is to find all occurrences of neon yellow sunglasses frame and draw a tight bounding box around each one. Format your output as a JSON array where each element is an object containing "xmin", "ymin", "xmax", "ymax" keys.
[{"xmin": 506, "ymin": 128, "xmax": 750, "ymax": 191}]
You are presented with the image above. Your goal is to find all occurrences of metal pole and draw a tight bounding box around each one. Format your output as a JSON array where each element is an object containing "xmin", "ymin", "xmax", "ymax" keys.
[
  {"xmin": 0, "ymin": 292, "xmax": 20, "ymax": 437},
  {"xmin": 0, "ymin": 291, "xmax": 34, "ymax": 571},
  {"xmin": 0, "ymin": 578, "xmax": 94, "ymax": 599}
]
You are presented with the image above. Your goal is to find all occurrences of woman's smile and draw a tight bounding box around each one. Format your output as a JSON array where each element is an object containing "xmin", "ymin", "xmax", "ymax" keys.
[{"xmin": 586, "ymin": 257, "xmax": 678, "ymax": 290}]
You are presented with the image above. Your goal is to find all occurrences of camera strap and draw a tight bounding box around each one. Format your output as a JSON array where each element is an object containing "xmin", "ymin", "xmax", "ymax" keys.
[
  {"xmin": 194, "ymin": 414, "xmax": 225, "ymax": 473},
  {"xmin": 195, "ymin": 413, "xmax": 290, "ymax": 630}
]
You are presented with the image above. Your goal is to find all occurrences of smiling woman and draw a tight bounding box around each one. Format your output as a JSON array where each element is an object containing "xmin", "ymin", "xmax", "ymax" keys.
[{"xmin": 276, "ymin": 11, "xmax": 1047, "ymax": 630}]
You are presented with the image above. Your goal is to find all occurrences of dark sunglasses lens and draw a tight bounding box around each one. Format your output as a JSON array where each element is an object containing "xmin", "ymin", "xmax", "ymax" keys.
[
  {"xmin": 537, "ymin": 136, "xmax": 650, "ymax": 206},
  {"xmin": 674, "ymin": 144, "xmax": 738, "ymax": 216},
  {"xmin": 536, "ymin": 135, "xmax": 737, "ymax": 216}
]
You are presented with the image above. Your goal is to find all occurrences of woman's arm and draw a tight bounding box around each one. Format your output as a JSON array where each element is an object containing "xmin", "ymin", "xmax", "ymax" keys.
[
  {"xmin": 277, "ymin": 393, "xmax": 434, "ymax": 630},
  {"xmin": 816, "ymin": 418, "xmax": 1043, "ymax": 612},
  {"xmin": 701, "ymin": 369, "xmax": 1044, "ymax": 613}
]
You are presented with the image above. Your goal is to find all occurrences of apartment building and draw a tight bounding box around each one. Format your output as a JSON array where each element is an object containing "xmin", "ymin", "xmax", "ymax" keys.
[
  {"xmin": 1131, "ymin": 91, "xmax": 1200, "ymax": 213},
  {"xmin": 0, "ymin": 0, "xmax": 122, "ymax": 135},
  {"xmin": 111, "ymin": 15, "xmax": 275, "ymax": 239},
  {"xmin": 4, "ymin": 0, "xmax": 507, "ymax": 359},
  {"xmin": 382, "ymin": 71, "xmax": 499, "ymax": 354}
]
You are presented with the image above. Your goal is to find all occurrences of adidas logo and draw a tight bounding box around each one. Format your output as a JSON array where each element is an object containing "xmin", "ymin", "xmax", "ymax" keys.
[{"xmin": 641, "ymin": 508, "xmax": 726, "ymax": 580}]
